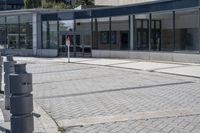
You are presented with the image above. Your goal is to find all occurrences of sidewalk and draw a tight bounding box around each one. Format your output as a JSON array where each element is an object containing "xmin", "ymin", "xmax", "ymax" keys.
[
  {"xmin": 16, "ymin": 57, "xmax": 200, "ymax": 78},
  {"xmin": 55, "ymin": 58, "xmax": 200, "ymax": 78}
]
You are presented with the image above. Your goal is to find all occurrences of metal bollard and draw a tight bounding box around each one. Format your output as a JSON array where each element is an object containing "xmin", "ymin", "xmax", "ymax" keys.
[
  {"xmin": 10, "ymin": 63, "xmax": 34, "ymax": 133},
  {"xmin": 7, "ymin": 55, "xmax": 14, "ymax": 62},
  {"xmin": 4, "ymin": 55, "xmax": 16, "ymax": 110}
]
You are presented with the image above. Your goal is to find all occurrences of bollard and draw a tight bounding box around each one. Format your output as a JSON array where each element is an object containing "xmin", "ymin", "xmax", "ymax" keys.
[
  {"xmin": 10, "ymin": 63, "xmax": 34, "ymax": 133},
  {"xmin": 7, "ymin": 55, "xmax": 14, "ymax": 62},
  {"xmin": 4, "ymin": 55, "xmax": 16, "ymax": 110},
  {"xmin": 0, "ymin": 52, "xmax": 3, "ymax": 93}
]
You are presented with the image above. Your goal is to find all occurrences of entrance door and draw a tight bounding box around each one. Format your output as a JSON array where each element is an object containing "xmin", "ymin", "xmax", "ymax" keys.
[
  {"xmin": 136, "ymin": 20, "xmax": 149, "ymax": 50},
  {"xmin": 58, "ymin": 32, "xmax": 91, "ymax": 57},
  {"xmin": 59, "ymin": 33, "xmax": 75, "ymax": 57},
  {"xmin": 120, "ymin": 31, "xmax": 129, "ymax": 50},
  {"xmin": 7, "ymin": 34, "xmax": 19, "ymax": 49}
]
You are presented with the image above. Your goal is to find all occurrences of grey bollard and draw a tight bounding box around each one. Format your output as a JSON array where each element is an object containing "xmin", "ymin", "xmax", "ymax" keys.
[
  {"xmin": 4, "ymin": 55, "xmax": 16, "ymax": 110},
  {"xmin": 10, "ymin": 63, "xmax": 34, "ymax": 133},
  {"xmin": 7, "ymin": 55, "xmax": 14, "ymax": 62}
]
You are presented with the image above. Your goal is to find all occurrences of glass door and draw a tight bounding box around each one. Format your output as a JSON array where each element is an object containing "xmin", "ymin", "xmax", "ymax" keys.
[
  {"xmin": 59, "ymin": 32, "xmax": 75, "ymax": 57},
  {"xmin": 0, "ymin": 25, "xmax": 6, "ymax": 49},
  {"xmin": 82, "ymin": 31, "xmax": 92, "ymax": 57},
  {"xmin": 77, "ymin": 31, "xmax": 92, "ymax": 57},
  {"xmin": 136, "ymin": 19, "xmax": 149, "ymax": 50},
  {"xmin": 120, "ymin": 31, "xmax": 129, "ymax": 50},
  {"xmin": 7, "ymin": 34, "xmax": 19, "ymax": 49},
  {"xmin": 58, "ymin": 32, "xmax": 91, "ymax": 57}
]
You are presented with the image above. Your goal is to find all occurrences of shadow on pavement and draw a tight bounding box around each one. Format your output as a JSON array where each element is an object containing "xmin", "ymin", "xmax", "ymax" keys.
[{"xmin": 35, "ymin": 81, "xmax": 193, "ymax": 100}]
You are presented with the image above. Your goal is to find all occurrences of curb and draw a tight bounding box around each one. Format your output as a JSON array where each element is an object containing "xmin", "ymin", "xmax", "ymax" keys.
[{"xmin": 34, "ymin": 102, "xmax": 59, "ymax": 133}]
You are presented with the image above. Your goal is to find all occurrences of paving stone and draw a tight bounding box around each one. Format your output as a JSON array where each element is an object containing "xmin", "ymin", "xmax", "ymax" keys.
[{"xmin": 13, "ymin": 57, "xmax": 200, "ymax": 133}]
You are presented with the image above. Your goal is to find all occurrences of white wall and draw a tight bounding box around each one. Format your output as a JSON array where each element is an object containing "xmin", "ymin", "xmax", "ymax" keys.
[
  {"xmin": 95, "ymin": 0, "xmax": 159, "ymax": 6},
  {"xmin": 92, "ymin": 50, "xmax": 200, "ymax": 63}
]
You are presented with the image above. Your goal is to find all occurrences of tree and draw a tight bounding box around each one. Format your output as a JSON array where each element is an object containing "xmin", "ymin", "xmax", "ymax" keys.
[
  {"xmin": 75, "ymin": 0, "xmax": 94, "ymax": 6},
  {"xmin": 24, "ymin": 0, "xmax": 32, "ymax": 8},
  {"xmin": 24, "ymin": 0, "xmax": 41, "ymax": 8},
  {"xmin": 23, "ymin": 0, "xmax": 68, "ymax": 9},
  {"xmin": 32, "ymin": 0, "xmax": 42, "ymax": 8}
]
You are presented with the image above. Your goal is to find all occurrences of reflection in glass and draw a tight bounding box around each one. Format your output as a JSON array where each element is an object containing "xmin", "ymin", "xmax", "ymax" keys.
[
  {"xmin": 175, "ymin": 10, "xmax": 199, "ymax": 52},
  {"xmin": 19, "ymin": 14, "xmax": 32, "ymax": 49},
  {"xmin": 111, "ymin": 16, "xmax": 129, "ymax": 50},
  {"xmin": 151, "ymin": 12, "xmax": 173, "ymax": 51},
  {"xmin": 42, "ymin": 21, "xmax": 48, "ymax": 49},
  {"xmin": 92, "ymin": 19, "xmax": 98, "ymax": 49},
  {"xmin": 7, "ymin": 16, "xmax": 18, "ymax": 24},
  {"xmin": 49, "ymin": 21, "xmax": 58, "ymax": 49},
  {"xmin": 59, "ymin": 20, "xmax": 74, "ymax": 32},
  {"xmin": 42, "ymin": 21, "xmax": 58, "ymax": 49},
  {"xmin": 7, "ymin": 16, "xmax": 19, "ymax": 49},
  {"xmin": 75, "ymin": 19, "xmax": 92, "ymax": 54},
  {"xmin": 0, "ymin": 17, "xmax": 6, "ymax": 49},
  {"xmin": 135, "ymin": 14, "xmax": 149, "ymax": 50},
  {"xmin": 97, "ymin": 17, "xmax": 110, "ymax": 50}
]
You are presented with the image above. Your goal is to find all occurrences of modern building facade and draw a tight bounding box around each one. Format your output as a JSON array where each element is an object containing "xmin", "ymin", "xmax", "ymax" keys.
[
  {"xmin": 0, "ymin": 0, "xmax": 24, "ymax": 10},
  {"xmin": 0, "ymin": 0, "xmax": 200, "ymax": 63}
]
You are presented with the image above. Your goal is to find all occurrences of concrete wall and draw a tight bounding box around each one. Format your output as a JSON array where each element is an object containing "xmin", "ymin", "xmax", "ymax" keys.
[
  {"xmin": 0, "ymin": 49, "xmax": 33, "ymax": 56},
  {"xmin": 36, "ymin": 49, "xmax": 58, "ymax": 57},
  {"xmin": 92, "ymin": 50, "xmax": 200, "ymax": 63},
  {"xmin": 95, "ymin": 0, "xmax": 158, "ymax": 6}
]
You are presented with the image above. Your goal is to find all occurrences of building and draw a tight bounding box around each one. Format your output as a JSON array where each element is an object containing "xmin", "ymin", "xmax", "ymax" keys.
[
  {"xmin": 0, "ymin": 0, "xmax": 200, "ymax": 63},
  {"xmin": 95, "ymin": 0, "xmax": 158, "ymax": 6},
  {"xmin": 0, "ymin": 0, "xmax": 24, "ymax": 10}
]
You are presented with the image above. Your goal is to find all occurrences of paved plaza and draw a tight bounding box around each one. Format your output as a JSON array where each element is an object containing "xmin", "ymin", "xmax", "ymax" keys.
[{"xmin": 10, "ymin": 57, "xmax": 200, "ymax": 132}]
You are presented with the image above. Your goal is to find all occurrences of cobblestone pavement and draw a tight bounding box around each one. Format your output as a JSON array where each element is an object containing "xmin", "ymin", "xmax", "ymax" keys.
[
  {"xmin": 65, "ymin": 115, "xmax": 200, "ymax": 133},
  {"xmin": 16, "ymin": 58, "xmax": 200, "ymax": 133}
]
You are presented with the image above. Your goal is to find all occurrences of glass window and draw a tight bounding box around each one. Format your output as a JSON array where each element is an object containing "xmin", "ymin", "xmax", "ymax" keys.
[
  {"xmin": 42, "ymin": 21, "xmax": 58, "ymax": 49},
  {"xmin": 151, "ymin": 12, "xmax": 173, "ymax": 51},
  {"xmin": 0, "ymin": 16, "xmax": 5, "ymax": 24},
  {"xmin": 20, "ymin": 14, "xmax": 32, "ymax": 23},
  {"xmin": 49, "ymin": 21, "xmax": 58, "ymax": 49},
  {"xmin": 75, "ymin": 19, "xmax": 92, "ymax": 53},
  {"xmin": 59, "ymin": 20, "xmax": 74, "ymax": 32},
  {"xmin": 19, "ymin": 14, "xmax": 33, "ymax": 49},
  {"xmin": 7, "ymin": 16, "xmax": 18, "ymax": 24},
  {"xmin": 0, "ymin": 17, "xmax": 6, "ymax": 49},
  {"xmin": 111, "ymin": 16, "xmax": 130, "ymax": 50},
  {"xmin": 175, "ymin": 10, "xmax": 199, "ymax": 52},
  {"xmin": 135, "ymin": 14, "xmax": 149, "ymax": 50},
  {"xmin": 97, "ymin": 17, "xmax": 110, "ymax": 50},
  {"xmin": 42, "ymin": 21, "xmax": 48, "ymax": 49},
  {"xmin": 0, "ymin": 25, "xmax": 6, "ymax": 49},
  {"xmin": 92, "ymin": 18, "xmax": 98, "ymax": 49},
  {"xmin": 59, "ymin": 20, "xmax": 74, "ymax": 51},
  {"xmin": 7, "ymin": 16, "xmax": 19, "ymax": 49}
]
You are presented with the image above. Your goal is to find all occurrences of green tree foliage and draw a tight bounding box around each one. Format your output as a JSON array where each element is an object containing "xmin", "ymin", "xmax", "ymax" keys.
[
  {"xmin": 24, "ymin": 0, "xmax": 32, "ymax": 8},
  {"xmin": 24, "ymin": 0, "xmax": 94, "ymax": 9},
  {"xmin": 41, "ymin": 0, "xmax": 71, "ymax": 9},
  {"xmin": 24, "ymin": 0, "xmax": 41, "ymax": 8},
  {"xmin": 75, "ymin": 0, "xmax": 94, "ymax": 6},
  {"xmin": 32, "ymin": 0, "xmax": 42, "ymax": 8}
]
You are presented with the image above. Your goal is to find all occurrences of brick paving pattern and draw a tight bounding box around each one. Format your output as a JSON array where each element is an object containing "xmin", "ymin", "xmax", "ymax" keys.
[{"xmin": 15, "ymin": 58, "xmax": 200, "ymax": 133}]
